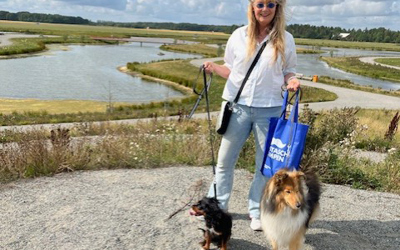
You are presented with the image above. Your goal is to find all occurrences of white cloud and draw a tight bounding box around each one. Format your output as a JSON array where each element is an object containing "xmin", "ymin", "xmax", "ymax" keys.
[
  {"xmin": 57, "ymin": 0, "xmax": 128, "ymax": 11},
  {"xmin": 0, "ymin": 0, "xmax": 398, "ymax": 30}
]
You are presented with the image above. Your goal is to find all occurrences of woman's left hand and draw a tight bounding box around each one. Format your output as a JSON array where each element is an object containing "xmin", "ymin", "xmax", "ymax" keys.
[{"xmin": 286, "ymin": 77, "xmax": 300, "ymax": 92}]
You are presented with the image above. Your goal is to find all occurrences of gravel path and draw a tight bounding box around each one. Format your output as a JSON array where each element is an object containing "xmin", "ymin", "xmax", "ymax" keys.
[
  {"xmin": 359, "ymin": 57, "xmax": 400, "ymax": 70},
  {"xmin": 1, "ymin": 166, "xmax": 399, "ymax": 250},
  {"xmin": 0, "ymin": 32, "xmax": 56, "ymax": 47}
]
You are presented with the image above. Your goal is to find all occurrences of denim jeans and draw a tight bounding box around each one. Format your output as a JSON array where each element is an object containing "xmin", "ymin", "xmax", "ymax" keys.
[{"xmin": 208, "ymin": 103, "xmax": 281, "ymax": 219}]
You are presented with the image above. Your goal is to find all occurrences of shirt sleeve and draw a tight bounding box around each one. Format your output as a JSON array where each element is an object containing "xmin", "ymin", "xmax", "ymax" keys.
[
  {"xmin": 223, "ymin": 31, "xmax": 236, "ymax": 71},
  {"xmin": 283, "ymin": 33, "xmax": 297, "ymax": 75}
]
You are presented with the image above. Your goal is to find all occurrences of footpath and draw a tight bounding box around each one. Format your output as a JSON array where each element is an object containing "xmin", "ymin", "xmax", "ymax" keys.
[{"xmin": 1, "ymin": 167, "xmax": 399, "ymax": 250}]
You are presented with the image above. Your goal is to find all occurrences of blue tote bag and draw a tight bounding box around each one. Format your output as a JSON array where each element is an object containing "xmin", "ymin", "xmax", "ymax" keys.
[{"xmin": 261, "ymin": 90, "xmax": 309, "ymax": 177}]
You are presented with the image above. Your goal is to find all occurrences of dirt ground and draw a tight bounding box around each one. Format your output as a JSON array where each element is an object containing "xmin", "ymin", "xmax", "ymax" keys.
[{"xmin": 1, "ymin": 166, "xmax": 399, "ymax": 250}]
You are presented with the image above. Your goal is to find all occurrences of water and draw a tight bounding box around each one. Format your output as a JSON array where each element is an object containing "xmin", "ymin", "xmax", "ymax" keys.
[
  {"xmin": 0, "ymin": 43, "xmax": 399, "ymax": 103},
  {"xmin": 297, "ymin": 46, "xmax": 400, "ymax": 90},
  {"xmin": 0, "ymin": 43, "xmax": 196, "ymax": 102}
]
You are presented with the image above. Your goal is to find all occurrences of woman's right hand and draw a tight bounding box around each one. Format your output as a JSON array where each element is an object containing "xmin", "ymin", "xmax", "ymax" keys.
[
  {"xmin": 203, "ymin": 61, "xmax": 215, "ymax": 74},
  {"xmin": 203, "ymin": 61, "xmax": 231, "ymax": 79}
]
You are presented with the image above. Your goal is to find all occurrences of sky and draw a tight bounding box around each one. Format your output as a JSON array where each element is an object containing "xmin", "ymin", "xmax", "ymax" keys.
[{"xmin": 0, "ymin": 0, "xmax": 399, "ymax": 31}]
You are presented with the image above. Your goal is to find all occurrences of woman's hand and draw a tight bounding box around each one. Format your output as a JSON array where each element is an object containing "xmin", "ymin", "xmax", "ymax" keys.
[
  {"xmin": 286, "ymin": 76, "xmax": 300, "ymax": 92},
  {"xmin": 203, "ymin": 61, "xmax": 231, "ymax": 79},
  {"xmin": 203, "ymin": 61, "xmax": 215, "ymax": 74}
]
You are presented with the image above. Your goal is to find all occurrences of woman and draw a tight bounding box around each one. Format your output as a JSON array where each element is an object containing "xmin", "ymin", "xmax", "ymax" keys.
[{"xmin": 203, "ymin": 0, "xmax": 300, "ymax": 231}]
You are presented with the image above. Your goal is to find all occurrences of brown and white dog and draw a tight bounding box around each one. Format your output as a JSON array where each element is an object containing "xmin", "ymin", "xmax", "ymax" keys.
[{"xmin": 260, "ymin": 169, "xmax": 321, "ymax": 250}]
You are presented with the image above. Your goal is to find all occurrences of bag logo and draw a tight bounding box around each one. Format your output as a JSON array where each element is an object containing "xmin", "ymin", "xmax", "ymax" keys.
[
  {"xmin": 268, "ymin": 137, "xmax": 289, "ymax": 163},
  {"xmin": 271, "ymin": 138, "xmax": 287, "ymax": 149}
]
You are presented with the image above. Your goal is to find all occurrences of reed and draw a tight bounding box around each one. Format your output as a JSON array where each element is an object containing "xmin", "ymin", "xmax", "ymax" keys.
[{"xmin": 1, "ymin": 109, "xmax": 399, "ymax": 193}]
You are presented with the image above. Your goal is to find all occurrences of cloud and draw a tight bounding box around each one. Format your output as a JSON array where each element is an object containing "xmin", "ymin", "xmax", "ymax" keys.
[
  {"xmin": 0, "ymin": 0, "xmax": 398, "ymax": 30},
  {"xmin": 288, "ymin": 0, "xmax": 399, "ymax": 30},
  {"xmin": 57, "ymin": 0, "xmax": 128, "ymax": 11}
]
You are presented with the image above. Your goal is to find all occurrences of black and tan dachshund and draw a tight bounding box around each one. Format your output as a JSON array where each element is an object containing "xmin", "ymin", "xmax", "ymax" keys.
[{"xmin": 191, "ymin": 197, "xmax": 232, "ymax": 250}]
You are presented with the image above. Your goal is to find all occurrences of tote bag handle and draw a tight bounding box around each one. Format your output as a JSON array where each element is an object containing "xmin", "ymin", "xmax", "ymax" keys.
[{"xmin": 280, "ymin": 89, "xmax": 301, "ymax": 123}]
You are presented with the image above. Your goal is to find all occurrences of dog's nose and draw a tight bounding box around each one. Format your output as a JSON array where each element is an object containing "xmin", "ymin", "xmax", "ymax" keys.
[{"xmin": 296, "ymin": 203, "xmax": 301, "ymax": 208}]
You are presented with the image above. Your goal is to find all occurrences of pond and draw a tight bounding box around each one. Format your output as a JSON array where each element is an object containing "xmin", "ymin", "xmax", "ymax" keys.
[
  {"xmin": 0, "ymin": 42, "xmax": 196, "ymax": 103},
  {"xmin": 297, "ymin": 46, "xmax": 400, "ymax": 90},
  {"xmin": 1, "ymin": 42, "xmax": 399, "ymax": 105}
]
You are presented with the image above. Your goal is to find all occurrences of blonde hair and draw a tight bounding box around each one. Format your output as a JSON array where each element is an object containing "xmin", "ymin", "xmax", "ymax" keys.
[{"xmin": 246, "ymin": 0, "xmax": 286, "ymax": 64}]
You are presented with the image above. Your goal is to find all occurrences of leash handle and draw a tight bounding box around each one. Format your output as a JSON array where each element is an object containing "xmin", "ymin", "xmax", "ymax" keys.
[{"xmin": 186, "ymin": 65, "xmax": 212, "ymax": 119}]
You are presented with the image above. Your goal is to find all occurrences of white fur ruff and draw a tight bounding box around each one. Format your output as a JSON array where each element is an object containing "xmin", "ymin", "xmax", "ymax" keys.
[{"xmin": 261, "ymin": 206, "xmax": 308, "ymax": 247}]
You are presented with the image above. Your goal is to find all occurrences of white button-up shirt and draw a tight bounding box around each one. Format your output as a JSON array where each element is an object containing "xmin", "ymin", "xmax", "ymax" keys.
[{"xmin": 222, "ymin": 25, "xmax": 297, "ymax": 108}]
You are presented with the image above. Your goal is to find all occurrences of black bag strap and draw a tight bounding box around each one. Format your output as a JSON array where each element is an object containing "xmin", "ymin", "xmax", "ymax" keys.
[{"xmin": 233, "ymin": 40, "xmax": 269, "ymax": 104}]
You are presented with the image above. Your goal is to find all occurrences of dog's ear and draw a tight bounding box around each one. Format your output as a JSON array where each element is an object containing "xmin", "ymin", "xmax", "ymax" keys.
[
  {"xmin": 274, "ymin": 170, "xmax": 288, "ymax": 185},
  {"xmin": 295, "ymin": 171, "xmax": 305, "ymax": 180}
]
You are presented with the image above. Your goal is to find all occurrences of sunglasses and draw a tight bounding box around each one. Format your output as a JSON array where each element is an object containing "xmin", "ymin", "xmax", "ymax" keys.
[{"xmin": 255, "ymin": 2, "xmax": 276, "ymax": 9}]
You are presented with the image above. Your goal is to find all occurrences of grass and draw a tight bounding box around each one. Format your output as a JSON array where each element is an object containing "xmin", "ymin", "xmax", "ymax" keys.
[
  {"xmin": 1, "ymin": 109, "xmax": 399, "ymax": 193},
  {"xmin": 375, "ymin": 58, "xmax": 400, "ymax": 67},
  {"xmin": 0, "ymin": 36, "xmax": 115, "ymax": 56},
  {"xmin": 0, "ymin": 20, "xmax": 229, "ymax": 44},
  {"xmin": 160, "ymin": 44, "xmax": 223, "ymax": 57},
  {"xmin": 356, "ymin": 109, "xmax": 400, "ymax": 151},
  {"xmin": 0, "ymin": 98, "xmax": 129, "ymax": 114},
  {"xmin": 295, "ymin": 38, "xmax": 400, "ymax": 52},
  {"xmin": 320, "ymin": 56, "xmax": 400, "ymax": 83},
  {"xmin": 296, "ymin": 47, "xmax": 324, "ymax": 54}
]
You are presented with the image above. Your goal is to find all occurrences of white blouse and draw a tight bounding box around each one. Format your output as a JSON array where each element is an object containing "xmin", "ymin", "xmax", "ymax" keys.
[{"xmin": 222, "ymin": 25, "xmax": 297, "ymax": 108}]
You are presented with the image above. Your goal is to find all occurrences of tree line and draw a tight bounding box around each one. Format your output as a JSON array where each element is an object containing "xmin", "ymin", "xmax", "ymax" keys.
[
  {"xmin": 95, "ymin": 21, "xmax": 241, "ymax": 34},
  {"xmin": 0, "ymin": 11, "xmax": 90, "ymax": 25},
  {"xmin": 1, "ymin": 10, "xmax": 399, "ymax": 43},
  {"xmin": 287, "ymin": 24, "xmax": 400, "ymax": 44}
]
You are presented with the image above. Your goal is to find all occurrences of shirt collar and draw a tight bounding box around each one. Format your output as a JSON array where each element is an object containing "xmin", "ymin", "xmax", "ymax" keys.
[{"xmin": 243, "ymin": 25, "xmax": 271, "ymax": 45}]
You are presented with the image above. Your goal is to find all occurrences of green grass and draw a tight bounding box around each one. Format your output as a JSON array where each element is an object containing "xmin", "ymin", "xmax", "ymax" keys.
[
  {"xmin": 321, "ymin": 56, "xmax": 400, "ymax": 83},
  {"xmin": 375, "ymin": 58, "xmax": 400, "ymax": 67},
  {"xmin": 0, "ymin": 36, "xmax": 109, "ymax": 56},
  {"xmin": 0, "ymin": 20, "xmax": 229, "ymax": 44},
  {"xmin": 0, "ymin": 98, "xmax": 127, "ymax": 114},
  {"xmin": 296, "ymin": 38, "xmax": 400, "ymax": 52},
  {"xmin": 160, "ymin": 44, "xmax": 223, "ymax": 57}
]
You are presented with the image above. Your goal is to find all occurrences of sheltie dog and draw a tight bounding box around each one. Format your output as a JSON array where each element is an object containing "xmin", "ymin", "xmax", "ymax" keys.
[
  {"xmin": 260, "ymin": 169, "xmax": 321, "ymax": 250},
  {"xmin": 190, "ymin": 197, "xmax": 232, "ymax": 250}
]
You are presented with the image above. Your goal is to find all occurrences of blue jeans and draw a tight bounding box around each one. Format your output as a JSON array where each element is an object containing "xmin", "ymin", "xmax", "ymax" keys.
[{"xmin": 208, "ymin": 104, "xmax": 281, "ymax": 219}]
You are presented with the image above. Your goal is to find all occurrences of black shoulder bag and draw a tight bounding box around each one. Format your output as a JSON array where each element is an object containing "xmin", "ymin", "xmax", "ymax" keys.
[{"xmin": 216, "ymin": 40, "xmax": 269, "ymax": 135}]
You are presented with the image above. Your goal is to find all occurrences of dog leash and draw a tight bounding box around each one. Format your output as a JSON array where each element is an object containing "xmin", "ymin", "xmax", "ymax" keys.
[
  {"xmin": 187, "ymin": 65, "xmax": 217, "ymax": 200},
  {"xmin": 186, "ymin": 66, "xmax": 212, "ymax": 119}
]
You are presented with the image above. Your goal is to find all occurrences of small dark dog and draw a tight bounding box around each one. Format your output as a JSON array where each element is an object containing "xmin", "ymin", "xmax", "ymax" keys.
[{"xmin": 190, "ymin": 197, "xmax": 232, "ymax": 250}]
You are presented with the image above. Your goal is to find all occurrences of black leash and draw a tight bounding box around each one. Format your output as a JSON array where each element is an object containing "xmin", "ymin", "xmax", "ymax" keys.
[
  {"xmin": 186, "ymin": 66, "xmax": 212, "ymax": 119},
  {"xmin": 187, "ymin": 65, "xmax": 217, "ymax": 200}
]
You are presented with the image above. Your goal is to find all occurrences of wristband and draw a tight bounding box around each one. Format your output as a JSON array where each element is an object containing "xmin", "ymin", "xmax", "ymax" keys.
[{"xmin": 285, "ymin": 76, "xmax": 297, "ymax": 85}]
